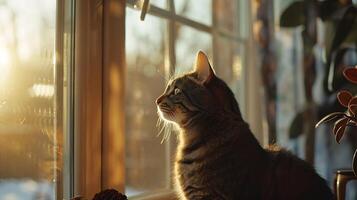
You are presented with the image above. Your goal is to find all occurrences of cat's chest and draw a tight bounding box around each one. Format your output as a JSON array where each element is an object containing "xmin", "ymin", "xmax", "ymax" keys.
[
  {"xmin": 174, "ymin": 156, "xmax": 244, "ymax": 200},
  {"xmin": 175, "ymin": 146, "xmax": 232, "ymax": 187},
  {"xmin": 175, "ymin": 147, "xmax": 211, "ymax": 183},
  {"xmin": 174, "ymin": 161, "xmax": 219, "ymax": 199}
]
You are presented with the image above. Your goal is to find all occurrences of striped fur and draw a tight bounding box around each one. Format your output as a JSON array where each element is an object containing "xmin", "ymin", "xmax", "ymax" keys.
[{"xmin": 156, "ymin": 52, "xmax": 334, "ymax": 200}]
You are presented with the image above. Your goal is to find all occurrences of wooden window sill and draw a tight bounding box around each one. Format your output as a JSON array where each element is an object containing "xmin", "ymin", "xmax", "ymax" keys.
[{"xmin": 130, "ymin": 190, "xmax": 176, "ymax": 200}]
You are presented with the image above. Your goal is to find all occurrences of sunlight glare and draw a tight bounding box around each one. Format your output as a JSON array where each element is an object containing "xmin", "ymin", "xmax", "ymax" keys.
[
  {"xmin": 30, "ymin": 84, "xmax": 55, "ymax": 98},
  {"xmin": 233, "ymin": 55, "xmax": 242, "ymax": 79},
  {"xmin": 133, "ymin": 0, "xmax": 144, "ymax": 9},
  {"xmin": 0, "ymin": 47, "xmax": 11, "ymax": 82}
]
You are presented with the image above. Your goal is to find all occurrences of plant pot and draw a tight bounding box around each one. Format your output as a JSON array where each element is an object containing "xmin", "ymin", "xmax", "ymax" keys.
[{"xmin": 334, "ymin": 169, "xmax": 357, "ymax": 200}]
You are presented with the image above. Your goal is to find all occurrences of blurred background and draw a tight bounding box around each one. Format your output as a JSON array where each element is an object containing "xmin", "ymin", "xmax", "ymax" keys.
[{"xmin": 0, "ymin": 0, "xmax": 57, "ymax": 199}]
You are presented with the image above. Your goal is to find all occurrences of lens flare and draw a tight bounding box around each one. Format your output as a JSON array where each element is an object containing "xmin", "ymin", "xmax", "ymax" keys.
[{"xmin": 0, "ymin": 47, "xmax": 11, "ymax": 82}]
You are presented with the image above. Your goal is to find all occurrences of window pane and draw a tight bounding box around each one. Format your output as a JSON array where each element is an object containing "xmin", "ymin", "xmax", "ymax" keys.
[
  {"xmin": 175, "ymin": 24, "xmax": 212, "ymax": 74},
  {"xmin": 128, "ymin": 0, "xmax": 167, "ymax": 10},
  {"xmin": 175, "ymin": 0, "xmax": 212, "ymax": 25},
  {"xmin": 151, "ymin": 0, "xmax": 166, "ymax": 9},
  {"xmin": 214, "ymin": 36, "xmax": 245, "ymax": 115},
  {"xmin": 0, "ymin": 0, "xmax": 58, "ymax": 199},
  {"xmin": 214, "ymin": 0, "xmax": 238, "ymax": 33},
  {"xmin": 125, "ymin": 8, "xmax": 169, "ymax": 197}
]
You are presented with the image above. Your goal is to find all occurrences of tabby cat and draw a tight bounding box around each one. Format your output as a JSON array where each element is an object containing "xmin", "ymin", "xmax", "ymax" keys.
[{"xmin": 155, "ymin": 51, "xmax": 334, "ymax": 200}]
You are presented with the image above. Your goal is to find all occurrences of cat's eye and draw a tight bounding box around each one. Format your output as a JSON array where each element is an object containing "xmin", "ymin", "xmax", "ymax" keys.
[{"xmin": 174, "ymin": 88, "xmax": 181, "ymax": 95}]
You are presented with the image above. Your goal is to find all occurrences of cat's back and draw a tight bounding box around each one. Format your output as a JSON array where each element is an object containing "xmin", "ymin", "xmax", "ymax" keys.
[{"xmin": 264, "ymin": 146, "xmax": 334, "ymax": 200}]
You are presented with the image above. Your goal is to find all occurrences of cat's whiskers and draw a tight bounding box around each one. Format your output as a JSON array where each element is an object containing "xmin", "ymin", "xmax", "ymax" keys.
[
  {"xmin": 163, "ymin": 126, "xmax": 169, "ymax": 143},
  {"xmin": 156, "ymin": 112, "xmax": 166, "ymax": 135},
  {"xmin": 156, "ymin": 115, "xmax": 165, "ymax": 132},
  {"xmin": 157, "ymin": 118, "xmax": 165, "ymax": 137},
  {"xmin": 157, "ymin": 109, "xmax": 175, "ymax": 144},
  {"xmin": 161, "ymin": 120, "xmax": 173, "ymax": 144},
  {"xmin": 156, "ymin": 116, "xmax": 161, "ymax": 128}
]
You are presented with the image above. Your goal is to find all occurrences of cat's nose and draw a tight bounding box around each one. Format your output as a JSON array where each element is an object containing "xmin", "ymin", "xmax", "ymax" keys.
[{"xmin": 156, "ymin": 95, "xmax": 164, "ymax": 105}]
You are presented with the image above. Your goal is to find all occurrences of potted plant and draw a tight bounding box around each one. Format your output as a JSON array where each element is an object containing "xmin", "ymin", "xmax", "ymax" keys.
[
  {"xmin": 280, "ymin": 0, "xmax": 357, "ymax": 164},
  {"xmin": 315, "ymin": 66, "xmax": 357, "ymax": 174}
]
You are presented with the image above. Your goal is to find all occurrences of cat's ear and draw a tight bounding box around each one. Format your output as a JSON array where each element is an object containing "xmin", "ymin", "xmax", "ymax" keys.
[{"xmin": 194, "ymin": 51, "xmax": 215, "ymax": 84}]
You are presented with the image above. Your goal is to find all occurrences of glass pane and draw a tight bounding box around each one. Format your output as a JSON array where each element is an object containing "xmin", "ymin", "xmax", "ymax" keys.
[
  {"xmin": 214, "ymin": 0, "xmax": 238, "ymax": 33},
  {"xmin": 130, "ymin": 0, "xmax": 167, "ymax": 10},
  {"xmin": 125, "ymin": 8, "xmax": 168, "ymax": 197},
  {"xmin": 214, "ymin": 36, "xmax": 245, "ymax": 115},
  {"xmin": 214, "ymin": 0, "xmax": 248, "ymax": 38},
  {"xmin": 0, "ymin": 0, "xmax": 59, "ymax": 199},
  {"xmin": 175, "ymin": 0, "xmax": 212, "ymax": 25},
  {"xmin": 175, "ymin": 24, "xmax": 212, "ymax": 74},
  {"xmin": 151, "ymin": 0, "xmax": 166, "ymax": 9}
]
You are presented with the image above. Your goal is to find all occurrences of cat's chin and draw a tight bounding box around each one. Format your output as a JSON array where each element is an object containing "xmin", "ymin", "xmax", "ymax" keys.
[
  {"xmin": 157, "ymin": 108, "xmax": 190, "ymax": 128},
  {"xmin": 159, "ymin": 113, "xmax": 170, "ymax": 122},
  {"xmin": 159, "ymin": 114, "xmax": 187, "ymax": 128},
  {"xmin": 158, "ymin": 110, "xmax": 176, "ymax": 123}
]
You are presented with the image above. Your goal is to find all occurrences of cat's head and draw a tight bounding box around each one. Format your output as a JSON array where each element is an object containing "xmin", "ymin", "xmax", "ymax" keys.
[{"xmin": 156, "ymin": 51, "xmax": 241, "ymax": 128}]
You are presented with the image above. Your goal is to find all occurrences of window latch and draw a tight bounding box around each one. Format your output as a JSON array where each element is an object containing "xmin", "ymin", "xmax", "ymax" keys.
[{"xmin": 140, "ymin": 0, "xmax": 150, "ymax": 21}]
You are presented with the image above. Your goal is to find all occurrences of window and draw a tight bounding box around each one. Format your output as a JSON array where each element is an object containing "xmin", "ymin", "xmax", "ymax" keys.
[
  {"xmin": 0, "ymin": 0, "xmax": 73, "ymax": 199},
  {"xmin": 0, "ymin": 0, "xmax": 72, "ymax": 200},
  {"xmin": 125, "ymin": 10, "xmax": 168, "ymax": 196},
  {"xmin": 125, "ymin": 0, "xmax": 250, "ymax": 197},
  {"xmin": 0, "ymin": 1, "xmax": 256, "ymax": 199}
]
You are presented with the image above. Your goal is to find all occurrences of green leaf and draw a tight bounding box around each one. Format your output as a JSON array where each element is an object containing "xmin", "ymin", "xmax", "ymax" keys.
[
  {"xmin": 327, "ymin": 48, "xmax": 355, "ymax": 91},
  {"xmin": 325, "ymin": 5, "xmax": 357, "ymax": 92},
  {"xmin": 280, "ymin": 1, "xmax": 305, "ymax": 27},
  {"xmin": 328, "ymin": 6, "xmax": 357, "ymax": 56},
  {"xmin": 315, "ymin": 112, "xmax": 346, "ymax": 127},
  {"xmin": 318, "ymin": 0, "xmax": 343, "ymax": 21},
  {"xmin": 289, "ymin": 112, "xmax": 304, "ymax": 139}
]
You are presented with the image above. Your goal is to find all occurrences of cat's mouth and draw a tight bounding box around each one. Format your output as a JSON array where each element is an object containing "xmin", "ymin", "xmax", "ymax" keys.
[
  {"xmin": 157, "ymin": 102, "xmax": 191, "ymax": 127},
  {"xmin": 157, "ymin": 103, "xmax": 176, "ymax": 122}
]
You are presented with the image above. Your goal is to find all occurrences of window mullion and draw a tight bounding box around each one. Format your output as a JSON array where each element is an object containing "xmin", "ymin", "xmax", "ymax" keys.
[
  {"xmin": 166, "ymin": 0, "xmax": 176, "ymax": 78},
  {"xmin": 61, "ymin": 0, "xmax": 76, "ymax": 198},
  {"xmin": 55, "ymin": 0, "xmax": 65, "ymax": 198},
  {"xmin": 212, "ymin": 0, "xmax": 218, "ymax": 67},
  {"xmin": 165, "ymin": 0, "xmax": 176, "ymax": 190}
]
